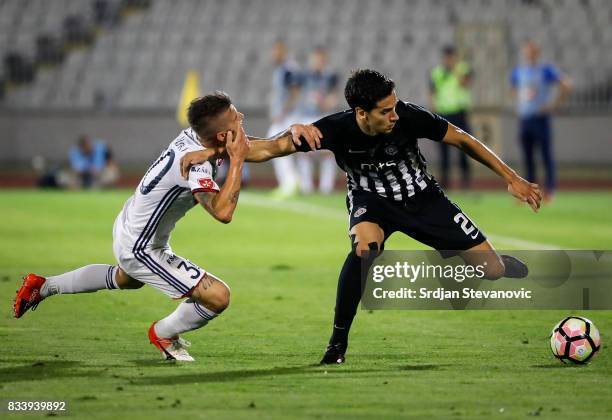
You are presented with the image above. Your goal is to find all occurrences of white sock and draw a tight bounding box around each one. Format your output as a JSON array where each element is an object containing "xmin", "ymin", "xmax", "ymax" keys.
[
  {"xmin": 40, "ymin": 264, "xmax": 118, "ymax": 298},
  {"xmin": 154, "ymin": 298, "xmax": 218, "ymax": 338}
]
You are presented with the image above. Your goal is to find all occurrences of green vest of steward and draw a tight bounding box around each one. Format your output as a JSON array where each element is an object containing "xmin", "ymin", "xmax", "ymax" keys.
[{"xmin": 430, "ymin": 61, "xmax": 472, "ymax": 115}]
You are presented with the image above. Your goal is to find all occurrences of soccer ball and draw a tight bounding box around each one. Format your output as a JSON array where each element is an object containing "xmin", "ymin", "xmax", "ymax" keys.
[{"xmin": 550, "ymin": 316, "xmax": 601, "ymax": 364}]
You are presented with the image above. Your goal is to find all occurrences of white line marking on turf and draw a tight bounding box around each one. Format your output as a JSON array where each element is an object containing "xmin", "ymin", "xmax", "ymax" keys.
[
  {"xmin": 240, "ymin": 193, "xmax": 562, "ymax": 250},
  {"xmin": 241, "ymin": 193, "xmax": 346, "ymax": 220},
  {"xmin": 486, "ymin": 235, "xmax": 560, "ymax": 250}
]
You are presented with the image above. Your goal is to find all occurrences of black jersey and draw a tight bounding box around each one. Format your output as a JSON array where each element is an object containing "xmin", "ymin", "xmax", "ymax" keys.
[{"xmin": 297, "ymin": 101, "xmax": 449, "ymax": 204}]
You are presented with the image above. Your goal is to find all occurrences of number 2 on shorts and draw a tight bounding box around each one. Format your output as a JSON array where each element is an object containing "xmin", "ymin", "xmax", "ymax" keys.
[{"xmin": 454, "ymin": 212, "xmax": 480, "ymax": 239}]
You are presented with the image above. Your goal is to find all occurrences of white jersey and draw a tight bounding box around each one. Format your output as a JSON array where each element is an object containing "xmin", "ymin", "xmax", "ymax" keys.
[{"xmin": 114, "ymin": 128, "xmax": 221, "ymax": 254}]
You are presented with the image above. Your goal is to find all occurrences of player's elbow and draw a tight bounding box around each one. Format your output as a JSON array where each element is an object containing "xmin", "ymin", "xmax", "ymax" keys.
[{"xmin": 214, "ymin": 211, "xmax": 233, "ymax": 224}]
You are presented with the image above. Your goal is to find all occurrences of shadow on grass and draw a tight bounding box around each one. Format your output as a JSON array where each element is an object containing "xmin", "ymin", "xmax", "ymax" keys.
[
  {"xmin": 397, "ymin": 364, "xmax": 442, "ymax": 371},
  {"xmin": 0, "ymin": 360, "xmax": 97, "ymax": 383},
  {"xmin": 531, "ymin": 364, "xmax": 581, "ymax": 369},
  {"xmin": 128, "ymin": 361, "xmax": 444, "ymax": 385}
]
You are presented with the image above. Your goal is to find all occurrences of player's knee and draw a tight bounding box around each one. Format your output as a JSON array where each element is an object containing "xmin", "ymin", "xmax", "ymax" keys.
[
  {"xmin": 115, "ymin": 268, "xmax": 144, "ymax": 289},
  {"xmin": 195, "ymin": 281, "xmax": 230, "ymax": 314}
]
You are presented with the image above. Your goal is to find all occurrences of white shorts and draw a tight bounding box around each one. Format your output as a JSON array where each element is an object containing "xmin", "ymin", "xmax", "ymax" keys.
[{"xmin": 113, "ymin": 229, "xmax": 205, "ymax": 299}]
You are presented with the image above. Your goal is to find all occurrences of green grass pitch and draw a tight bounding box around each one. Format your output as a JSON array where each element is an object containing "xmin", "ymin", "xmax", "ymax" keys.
[{"xmin": 1, "ymin": 189, "xmax": 611, "ymax": 419}]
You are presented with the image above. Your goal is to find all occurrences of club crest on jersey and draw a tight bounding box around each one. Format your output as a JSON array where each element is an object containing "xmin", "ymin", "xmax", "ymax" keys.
[
  {"xmin": 216, "ymin": 158, "xmax": 224, "ymax": 167},
  {"xmin": 354, "ymin": 207, "xmax": 367, "ymax": 218},
  {"xmin": 198, "ymin": 178, "xmax": 215, "ymax": 189},
  {"xmin": 384, "ymin": 144, "xmax": 398, "ymax": 156}
]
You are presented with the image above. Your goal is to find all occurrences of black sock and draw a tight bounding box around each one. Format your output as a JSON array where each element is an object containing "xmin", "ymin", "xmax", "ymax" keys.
[
  {"xmin": 329, "ymin": 250, "xmax": 379, "ymax": 346},
  {"xmin": 501, "ymin": 255, "xmax": 529, "ymax": 278}
]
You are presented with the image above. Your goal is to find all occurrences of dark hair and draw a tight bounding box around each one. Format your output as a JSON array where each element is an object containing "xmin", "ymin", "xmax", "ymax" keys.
[
  {"xmin": 344, "ymin": 69, "xmax": 395, "ymax": 111},
  {"xmin": 442, "ymin": 44, "xmax": 457, "ymax": 56},
  {"xmin": 187, "ymin": 91, "xmax": 232, "ymax": 139}
]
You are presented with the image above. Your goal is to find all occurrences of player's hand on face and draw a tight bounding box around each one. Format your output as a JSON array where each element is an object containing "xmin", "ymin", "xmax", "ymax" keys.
[
  {"xmin": 181, "ymin": 150, "xmax": 210, "ymax": 179},
  {"xmin": 290, "ymin": 124, "xmax": 322, "ymax": 150},
  {"xmin": 508, "ymin": 177, "xmax": 543, "ymax": 212},
  {"xmin": 225, "ymin": 126, "xmax": 250, "ymax": 162}
]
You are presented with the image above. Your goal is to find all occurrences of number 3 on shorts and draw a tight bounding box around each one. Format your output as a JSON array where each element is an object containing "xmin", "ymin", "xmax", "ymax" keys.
[
  {"xmin": 178, "ymin": 260, "xmax": 201, "ymax": 279},
  {"xmin": 454, "ymin": 212, "xmax": 480, "ymax": 239}
]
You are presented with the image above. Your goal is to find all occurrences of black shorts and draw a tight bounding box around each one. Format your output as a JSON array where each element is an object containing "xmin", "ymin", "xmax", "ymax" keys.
[{"xmin": 346, "ymin": 185, "xmax": 487, "ymax": 256}]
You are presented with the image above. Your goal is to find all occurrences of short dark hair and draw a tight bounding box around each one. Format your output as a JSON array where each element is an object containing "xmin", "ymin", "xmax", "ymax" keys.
[
  {"xmin": 344, "ymin": 69, "xmax": 395, "ymax": 111},
  {"xmin": 442, "ymin": 44, "xmax": 457, "ymax": 56},
  {"xmin": 187, "ymin": 92, "xmax": 232, "ymax": 139}
]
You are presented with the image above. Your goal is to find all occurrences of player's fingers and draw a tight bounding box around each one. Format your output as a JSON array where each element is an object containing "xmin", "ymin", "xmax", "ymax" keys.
[
  {"xmin": 535, "ymin": 187, "xmax": 543, "ymax": 200},
  {"xmin": 530, "ymin": 183, "xmax": 543, "ymax": 198},
  {"xmin": 180, "ymin": 156, "xmax": 190, "ymax": 179},
  {"xmin": 308, "ymin": 125, "xmax": 322, "ymax": 148},
  {"xmin": 304, "ymin": 127, "xmax": 319, "ymax": 149},
  {"xmin": 314, "ymin": 125, "xmax": 323, "ymax": 139},
  {"xmin": 532, "ymin": 193, "xmax": 542, "ymax": 208},
  {"xmin": 290, "ymin": 126, "xmax": 302, "ymax": 146},
  {"xmin": 527, "ymin": 196, "xmax": 539, "ymax": 212},
  {"xmin": 227, "ymin": 130, "xmax": 234, "ymax": 143}
]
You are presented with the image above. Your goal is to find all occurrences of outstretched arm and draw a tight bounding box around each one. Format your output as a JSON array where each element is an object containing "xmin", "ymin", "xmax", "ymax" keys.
[
  {"xmin": 442, "ymin": 123, "xmax": 543, "ymax": 211},
  {"xmin": 180, "ymin": 124, "xmax": 322, "ymax": 178},
  {"xmin": 245, "ymin": 124, "xmax": 322, "ymax": 162}
]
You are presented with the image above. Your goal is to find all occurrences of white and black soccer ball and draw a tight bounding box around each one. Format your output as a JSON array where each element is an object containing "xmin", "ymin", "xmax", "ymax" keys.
[{"xmin": 550, "ymin": 316, "xmax": 601, "ymax": 364}]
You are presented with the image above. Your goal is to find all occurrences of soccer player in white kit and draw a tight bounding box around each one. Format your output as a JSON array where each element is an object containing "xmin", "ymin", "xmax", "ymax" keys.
[{"xmin": 14, "ymin": 92, "xmax": 321, "ymax": 362}]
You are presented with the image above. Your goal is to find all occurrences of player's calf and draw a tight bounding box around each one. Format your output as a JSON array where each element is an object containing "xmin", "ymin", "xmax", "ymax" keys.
[
  {"xmin": 460, "ymin": 241, "xmax": 505, "ymax": 280},
  {"xmin": 149, "ymin": 273, "xmax": 230, "ymax": 361},
  {"xmin": 14, "ymin": 264, "xmax": 125, "ymax": 318}
]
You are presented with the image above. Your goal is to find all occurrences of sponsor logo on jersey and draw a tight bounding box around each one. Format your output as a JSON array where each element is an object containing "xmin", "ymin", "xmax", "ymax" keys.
[
  {"xmin": 198, "ymin": 178, "xmax": 215, "ymax": 189},
  {"xmin": 384, "ymin": 144, "xmax": 398, "ymax": 156},
  {"xmin": 361, "ymin": 161, "xmax": 397, "ymax": 171},
  {"xmin": 190, "ymin": 166, "xmax": 210, "ymax": 174},
  {"xmin": 354, "ymin": 207, "xmax": 367, "ymax": 217}
]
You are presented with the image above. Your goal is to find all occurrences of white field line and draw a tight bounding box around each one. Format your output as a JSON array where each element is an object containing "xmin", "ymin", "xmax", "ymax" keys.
[{"xmin": 240, "ymin": 192, "xmax": 562, "ymax": 250}]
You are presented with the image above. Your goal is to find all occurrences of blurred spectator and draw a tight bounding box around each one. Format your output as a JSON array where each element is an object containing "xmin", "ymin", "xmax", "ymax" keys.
[
  {"xmin": 4, "ymin": 53, "xmax": 35, "ymax": 84},
  {"xmin": 63, "ymin": 15, "xmax": 95, "ymax": 46},
  {"xmin": 98, "ymin": 149, "xmax": 120, "ymax": 188},
  {"xmin": 121, "ymin": 0, "xmax": 151, "ymax": 10},
  {"xmin": 69, "ymin": 135, "xmax": 117, "ymax": 189},
  {"xmin": 510, "ymin": 40, "xmax": 571, "ymax": 202},
  {"xmin": 295, "ymin": 46, "xmax": 339, "ymax": 194},
  {"xmin": 93, "ymin": 0, "xmax": 120, "ymax": 28},
  {"xmin": 36, "ymin": 35, "xmax": 65, "ymax": 66},
  {"xmin": 429, "ymin": 45, "xmax": 472, "ymax": 189},
  {"xmin": 267, "ymin": 40, "xmax": 301, "ymax": 198},
  {"xmin": 33, "ymin": 156, "xmax": 73, "ymax": 189}
]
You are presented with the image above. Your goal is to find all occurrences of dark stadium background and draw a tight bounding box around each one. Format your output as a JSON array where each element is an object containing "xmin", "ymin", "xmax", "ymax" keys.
[{"xmin": 0, "ymin": 0, "xmax": 610, "ymax": 188}]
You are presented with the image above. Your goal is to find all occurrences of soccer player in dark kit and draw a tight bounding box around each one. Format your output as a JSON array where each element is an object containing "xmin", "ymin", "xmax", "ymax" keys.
[{"xmin": 180, "ymin": 69, "xmax": 543, "ymax": 365}]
